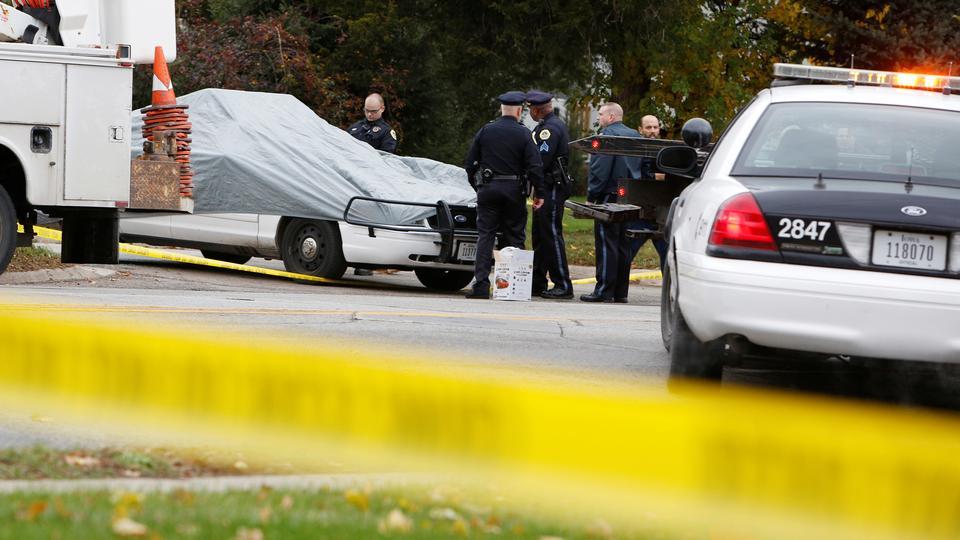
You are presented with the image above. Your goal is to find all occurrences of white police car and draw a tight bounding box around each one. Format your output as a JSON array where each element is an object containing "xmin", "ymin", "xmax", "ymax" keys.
[{"xmin": 657, "ymin": 64, "xmax": 960, "ymax": 379}]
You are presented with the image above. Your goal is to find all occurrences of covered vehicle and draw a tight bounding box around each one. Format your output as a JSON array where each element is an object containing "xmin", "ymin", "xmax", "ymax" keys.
[
  {"xmin": 120, "ymin": 89, "xmax": 480, "ymax": 291},
  {"xmin": 579, "ymin": 64, "xmax": 960, "ymax": 379}
]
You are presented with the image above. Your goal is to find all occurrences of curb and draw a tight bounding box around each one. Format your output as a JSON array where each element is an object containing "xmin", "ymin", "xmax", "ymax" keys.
[
  {"xmin": 0, "ymin": 266, "xmax": 115, "ymax": 285},
  {"xmin": 0, "ymin": 472, "xmax": 431, "ymax": 493}
]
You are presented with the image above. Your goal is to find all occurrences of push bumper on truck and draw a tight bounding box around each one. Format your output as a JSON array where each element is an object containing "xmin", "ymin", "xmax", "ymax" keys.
[{"xmin": 342, "ymin": 196, "xmax": 479, "ymax": 269}]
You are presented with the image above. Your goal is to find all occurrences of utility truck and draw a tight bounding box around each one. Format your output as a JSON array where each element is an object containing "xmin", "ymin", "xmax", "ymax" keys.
[{"xmin": 0, "ymin": 0, "xmax": 180, "ymax": 274}]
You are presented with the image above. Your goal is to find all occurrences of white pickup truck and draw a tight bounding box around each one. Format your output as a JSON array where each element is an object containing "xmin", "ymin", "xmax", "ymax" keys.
[{"xmin": 119, "ymin": 198, "xmax": 480, "ymax": 291}]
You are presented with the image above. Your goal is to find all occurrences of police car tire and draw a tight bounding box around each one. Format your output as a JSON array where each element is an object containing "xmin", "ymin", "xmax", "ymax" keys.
[
  {"xmin": 200, "ymin": 250, "xmax": 251, "ymax": 265},
  {"xmin": 660, "ymin": 250, "xmax": 675, "ymax": 352},
  {"xmin": 669, "ymin": 306, "xmax": 724, "ymax": 381},
  {"xmin": 281, "ymin": 219, "xmax": 347, "ymax": 279},
  {"xmin": 414, "ymin": 268, "xmax": 474, "ymax": 292},
  {"xmin": 0, "ymin": 184, "xmax": 15, "ymax": 275},
  {"xmin": 665, "ymin": 244, "xmax": 723, "ymax": 380}
]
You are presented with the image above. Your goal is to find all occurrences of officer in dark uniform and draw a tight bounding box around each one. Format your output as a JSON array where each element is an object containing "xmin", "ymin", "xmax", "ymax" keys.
[
  {"xmin": 464, "ymin": 91, "xmax": 545, "ymax": 299},
  {"xmin": 347, "ymin": 93, "xmax": 397, "ymax": 276},
  {"xmin": 526, "ymin": 90, "xmax": 574, "ymax": 299},
  {"xmin": 582, "ymin": 102, "xmax": 642, "ymax": 303},
  {"xmin": 347, "ymin": 93, "xmax": 398, "ymax": 153}
]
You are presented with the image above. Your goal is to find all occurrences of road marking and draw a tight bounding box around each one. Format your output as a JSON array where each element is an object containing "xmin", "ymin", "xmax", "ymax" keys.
[{"xmin": 0, "ymin": 303, "xmax": 651, "ymax": 322}]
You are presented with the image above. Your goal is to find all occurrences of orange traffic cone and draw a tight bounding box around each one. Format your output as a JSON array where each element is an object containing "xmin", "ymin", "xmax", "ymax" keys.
[
  {"xmin": 151, "ymin": 46, "xmax": 177, "ymax": 107},
  {"xmin": 141, "ymin": 46, "xmax": 194, "ymax": 198}
]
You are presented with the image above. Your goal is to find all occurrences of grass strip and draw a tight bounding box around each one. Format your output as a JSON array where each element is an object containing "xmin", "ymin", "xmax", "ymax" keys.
[
  {"xmin": 8, "ymin": 246, "xmax": 66, "ymax": 273},
  {"xmin": 0, "ymin": 484, "xmax": 668, "ymax": 539}
]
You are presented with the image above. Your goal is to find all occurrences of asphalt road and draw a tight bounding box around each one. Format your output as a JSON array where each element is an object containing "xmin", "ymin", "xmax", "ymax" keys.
[
  {"xmin": 4, "ymin": 246, "xmax": 669, "ymax": 378},
  {"xmin": 0, "ymin": 246, "xmax": 668, "ymax": 448},
  {"xmin": 2, "ymin": 244, "xmax": 959, "ymax": 449}
]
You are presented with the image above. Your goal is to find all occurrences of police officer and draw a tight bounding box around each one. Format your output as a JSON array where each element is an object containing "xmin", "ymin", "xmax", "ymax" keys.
[
  {"xmin": 582, "ymin": 102, "xmax": 641, "ymax": 303},
  {"xmin": 464, "ymin": 91, "xmax": 545, "ymax": 299},
  {"xmin": 347, "ymin": 93, "xmax": 397, "ymax": 276},
  {"xmin": 347, "ymin": 93, "xmax": 398, "ymax": 153},
  {"xmin": 526, "ymin": 90, "xmax": 574, "ymax": 299}
]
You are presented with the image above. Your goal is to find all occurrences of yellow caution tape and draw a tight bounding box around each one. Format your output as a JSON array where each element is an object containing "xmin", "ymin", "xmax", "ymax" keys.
[
  {"xmin": 571, "ymin": 269, "xmax": 661, "ymax": 285},
  {"xmin": 26, "ymin": 224, "xmax": 661, "ymax": 287},
  {"xmin": 21, "ymin": 225, "xmax": 412, "ymax": 287},
  {"xmin": 0, "ymin": 305, "xmax": 959, "ymax": 540}
]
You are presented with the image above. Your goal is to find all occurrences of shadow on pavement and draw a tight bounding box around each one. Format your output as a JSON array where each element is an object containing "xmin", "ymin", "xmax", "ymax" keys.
[{"xmin": 719, "ymin": 357, "xmax": 960, "ymax": 413}]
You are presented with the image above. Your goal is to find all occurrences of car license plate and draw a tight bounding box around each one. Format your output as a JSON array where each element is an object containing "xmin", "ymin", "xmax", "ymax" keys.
[
  {"xmin": 871, "ymin": 229, "xmax": 947, "ymax": 271},
  {"xmin": 457, "ymin": 242, "xmax": 477, "ymax": 262}
]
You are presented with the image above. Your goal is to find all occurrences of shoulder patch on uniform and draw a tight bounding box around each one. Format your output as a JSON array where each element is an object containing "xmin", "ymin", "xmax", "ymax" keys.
[
  {"xmin": 372, "ymin": 126, "xmax": 381, "ymax": 133},
  {"xmin": 539, "ymin": 129, "xmax": 551, "ymax": 141},
  {"xmin": 390, "ymin": 130, "xmax": 397, "ymax": 140},
  {"xmin": 539, "ymin": 142, "xmax": 550, "ymax": 153}
]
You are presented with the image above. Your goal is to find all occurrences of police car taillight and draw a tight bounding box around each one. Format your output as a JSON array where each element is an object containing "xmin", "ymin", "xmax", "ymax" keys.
[
  {"xmin": 591, "ymin": 139, "xmax": 601, "ymax": 150},
  {"xmin": 774, "ymin": 63, "xmax": 960, "ymax": 93},
  {"xmin": 709, "ymin": 193, "xmax": 777, "ymax": 252},
  {"xmin": 617, "ymin": 186, "xmax": 627, "ymax": 198}
]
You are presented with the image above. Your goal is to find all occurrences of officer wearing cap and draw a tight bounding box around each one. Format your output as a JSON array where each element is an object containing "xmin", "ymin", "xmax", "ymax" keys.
[
  {"xmin": 347, "ymin": 93, "xmax": 398, "ymax": 153},
  {"xmin": 526, "ymin": 90, "xmax": 574, "ymax": 299},
  {"xmin": 463, "ymin": 91, "xmax": 545, "ymax": 299}
]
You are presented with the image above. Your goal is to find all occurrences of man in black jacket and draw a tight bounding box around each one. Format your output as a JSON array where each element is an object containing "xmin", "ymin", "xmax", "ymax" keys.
[
  {"xmin": 463, "ymin": 91, "xmax": 545, "ymax": 299},
  {"xmin": 347, "ymin": 93, "xmax": 398, "ymax": 153},
  {"xmin": 527, "ymin": 90, "xmax": 574, "ymax": 299},
  {"xmin": 582, "ymin": 103, "xmax": 642, "ymax": 303}
]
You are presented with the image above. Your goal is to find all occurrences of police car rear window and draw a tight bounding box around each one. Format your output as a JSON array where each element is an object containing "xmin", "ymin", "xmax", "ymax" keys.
[{"xmin": 732, "ymin": 102, "xmax": 960, "ymax": 185}]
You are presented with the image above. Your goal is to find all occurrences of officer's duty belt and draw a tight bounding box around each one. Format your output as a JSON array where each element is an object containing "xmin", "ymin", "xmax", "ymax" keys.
[{"xmin": 489, "ymin": 175, "xmax": 521, "ymax": 181}]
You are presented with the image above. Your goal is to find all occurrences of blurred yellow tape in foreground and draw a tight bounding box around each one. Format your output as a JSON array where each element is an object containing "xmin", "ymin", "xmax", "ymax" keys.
[{"xmin": 1, "ymin": 309, "xmax": 959, "ymax": 540}]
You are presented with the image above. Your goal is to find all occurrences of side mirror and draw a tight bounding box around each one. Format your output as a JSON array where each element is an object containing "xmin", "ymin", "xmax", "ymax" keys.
[
  {"xmin": 681, "ymin": 118, "xmax": 713, "ymax": 148},
  {"xmin": 657, "ymin": 146, "xmax": 699, "ymax": 176}
]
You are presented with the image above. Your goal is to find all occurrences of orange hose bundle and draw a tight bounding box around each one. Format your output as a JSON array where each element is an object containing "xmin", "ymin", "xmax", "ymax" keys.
[{"xmin": 141, "ymin": 47, "xmax": 193, "ymax": 198}]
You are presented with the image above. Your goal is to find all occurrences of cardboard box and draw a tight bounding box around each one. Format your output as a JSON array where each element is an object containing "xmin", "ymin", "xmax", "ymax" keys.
[{"xmin": 492, "ymin": 247, "xmax": 534, "ymax": 301}]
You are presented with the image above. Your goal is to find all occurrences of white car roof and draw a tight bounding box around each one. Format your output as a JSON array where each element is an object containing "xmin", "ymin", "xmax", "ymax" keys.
[{"xmin": 768, "ymin": 83, "xmax": 960, "ymax": 112}]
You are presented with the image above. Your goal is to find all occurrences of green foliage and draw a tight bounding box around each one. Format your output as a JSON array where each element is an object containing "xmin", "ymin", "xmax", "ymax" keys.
[
  {"xmin": 800, "ymin": 1, "xmax": 960, "ymax": 72},
  {"xmin": 145, "ymin": 0, "xmax": 956, "ymax": 164}
]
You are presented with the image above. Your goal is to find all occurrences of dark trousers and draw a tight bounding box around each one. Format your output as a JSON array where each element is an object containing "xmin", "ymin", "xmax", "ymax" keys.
[
  {"xmin": 532, "ymin": 182, "xmax": 572, "ymax": 292},
  {"xmin": 472, "ymin": 180, "xmax": 526, "ymax": 291},
  {"xmin": 627, "ymin": 219, "xmax": 668, "ymax": 269},
  {"xmin": 593, "ymin": 193, "xmax": 631, "ymax": 299}
]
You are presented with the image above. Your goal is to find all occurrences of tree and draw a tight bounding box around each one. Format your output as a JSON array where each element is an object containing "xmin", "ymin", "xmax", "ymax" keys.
[{"xmin": 800, "ymin": 1, "xmax": 960, "ymax": 73}]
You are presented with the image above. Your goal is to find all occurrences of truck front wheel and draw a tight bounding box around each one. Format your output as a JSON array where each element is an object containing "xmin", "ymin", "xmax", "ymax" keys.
[
  {"xmin": 0, "ymin": 185, "xmax": 16, "ymax": 275},
  {"xmin": 414, "ymin": 268, "xmax": 474, "ymax": 292},
  {"xmin": 281, "ymin": 219, "xmax": 347, "ymax": 279}
]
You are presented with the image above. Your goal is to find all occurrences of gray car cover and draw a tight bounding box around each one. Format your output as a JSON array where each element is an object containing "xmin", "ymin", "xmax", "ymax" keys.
[{"xmin": 131, "ymin": 89, "xmax": 476, "ymax": 225}]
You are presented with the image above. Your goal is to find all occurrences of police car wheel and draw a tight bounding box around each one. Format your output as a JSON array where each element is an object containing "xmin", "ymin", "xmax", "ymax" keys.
[
  {"xmin": 669, "ymin": 306, "xmax": 724, "ymax": 381},
  {"xmin": 660, "ymin": 243, "xmax": 677, "ymax": 351},
  {"xmin": 665, "ymin": 245, "xmax": 723, "ymax": 380},
  {"xmin": 281, "ymin": 219, "xmax": 347, "ymax": 279},
  {"xmin": 0, "ymin": 185, "xmax": 15, "ymax": 275},
  {"xmin": 200, "ymin": 250, "xmax": 251, "ymax": 265},
  {"xmin": 414, "ymin": 268, "xmax": 474, "ymax": 292}
]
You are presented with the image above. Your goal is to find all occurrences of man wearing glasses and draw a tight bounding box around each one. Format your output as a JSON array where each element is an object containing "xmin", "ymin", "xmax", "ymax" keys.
[{"xmin": 348, "ymin": 93, "xmax": 398, "ymax": 153}]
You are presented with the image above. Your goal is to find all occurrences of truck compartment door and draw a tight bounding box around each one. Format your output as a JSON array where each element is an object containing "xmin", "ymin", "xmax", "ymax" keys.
[{"xmin": 63, "ymin": 64, "xmax": 131, "ymax": 202}]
